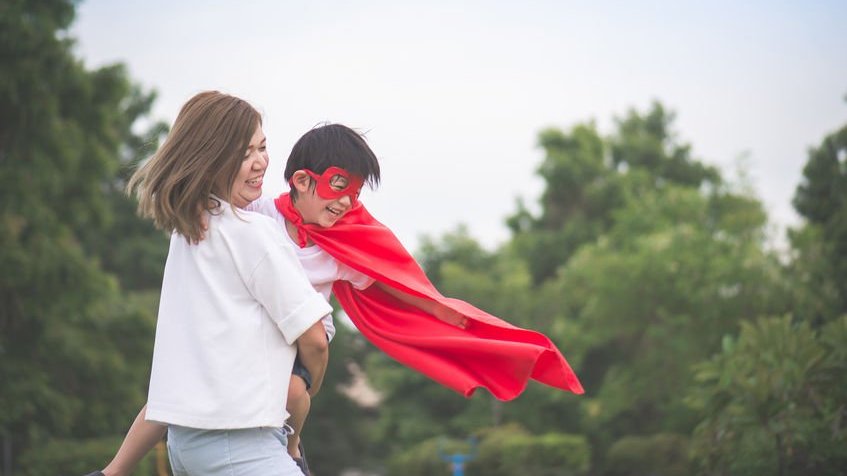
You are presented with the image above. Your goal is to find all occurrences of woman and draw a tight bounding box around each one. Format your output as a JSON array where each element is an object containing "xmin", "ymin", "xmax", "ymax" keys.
[{"xmin": 124, "ymin": 91, "xmax": 331, "ymax": 475}]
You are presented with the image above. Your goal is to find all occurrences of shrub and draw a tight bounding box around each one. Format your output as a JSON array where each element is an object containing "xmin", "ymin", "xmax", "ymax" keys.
[
  {"xmin": 469, "ymin": 424, "xmax": 591, "ymax": 476},
  {"xmin": 18, "ymin": 436, "xmax": 159, "ymax": 476},
  {"xmin": 386, "ymin": 437, "xmax": 456, "ymax": 476},
  {"xmin": 501, "ymin": 432, "xmax": 591, "ymax": 476},
  {"xmin": 604, "ymin": 433, "xmax": 691, "ymax": 476}
]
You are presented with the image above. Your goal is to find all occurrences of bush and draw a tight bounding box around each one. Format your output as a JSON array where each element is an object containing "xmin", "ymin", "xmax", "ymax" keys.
[
  {"xmin": 687, "ymin": 315, "xmax": 847, "ymax": 475},
  {"xmin": 468, "ymin": 424, "xmax": 591, "ymax": 476},
  {"xmin": 385, "ymin": 437, "xmax": 462, "ymax": 476},
  {"xmin": 468, "ymin": 423, "xmax": 529, "ymax": 475},
  {"xmin": 604, "ymin": 433, "xmax": 691, "ymax": 476},
  {"xmin": 18, "ymin": 436, "xmax": 160, "ymax": 476},
  {"xmin": 385, "ymin": 424, "xmax": 591, "ymax": 476},
  {"xmin": 501, "ymin": 432, "xmax": 591, "ymax": 476}
]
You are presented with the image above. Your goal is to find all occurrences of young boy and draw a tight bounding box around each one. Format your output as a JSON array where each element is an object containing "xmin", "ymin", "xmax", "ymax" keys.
[
  {"xmin": 265, "ymin": 123, "xmax": 583, "ymax": 471},
  {"xmin": 247, "ymin": 124, "xmax": 472, "ymax": 473},
  {"xmin": 94, "ymin": 124, "xmax": 582, "ymax": 476}
]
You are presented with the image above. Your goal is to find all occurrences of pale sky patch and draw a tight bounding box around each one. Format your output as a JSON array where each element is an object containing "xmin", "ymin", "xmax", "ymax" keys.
[{"xmin": 72, "ymin": 0, "xmax": 847, "ymax": 251}]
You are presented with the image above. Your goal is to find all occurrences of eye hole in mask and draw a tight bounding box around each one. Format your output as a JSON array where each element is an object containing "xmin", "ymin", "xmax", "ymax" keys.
[{"xmin": 296, "ymin": 166, "xmax": 364, "ymax": 203}]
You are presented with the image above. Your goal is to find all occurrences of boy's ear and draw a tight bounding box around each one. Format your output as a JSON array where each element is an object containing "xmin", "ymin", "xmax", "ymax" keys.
[{"xmin": 291, "ymin": 170, "xmax": 312, "ymax": 193}]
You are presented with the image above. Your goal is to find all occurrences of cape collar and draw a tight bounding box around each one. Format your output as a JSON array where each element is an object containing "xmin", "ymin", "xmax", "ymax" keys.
[{"xmin": 274, "ymin": 193, "xmax": 310, "ymax": 248}]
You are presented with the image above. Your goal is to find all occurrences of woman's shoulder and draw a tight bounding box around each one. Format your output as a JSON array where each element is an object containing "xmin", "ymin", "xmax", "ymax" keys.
[
  {"xmin": 244, "ymin": 196, "xmax": 278, "ymax": 216},
  {"xmin": 215, "ymin": 204, "xmax": 281, "ymax": 241}
]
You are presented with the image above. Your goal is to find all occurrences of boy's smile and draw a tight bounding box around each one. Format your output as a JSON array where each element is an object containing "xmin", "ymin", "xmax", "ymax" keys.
[
  {"xmin": 297, "ymin": 192, "xmax": 353, "ymax": 228},
  {"xmin": 326, "ymin": 204, "xmax": 346, "ymax": 217}
]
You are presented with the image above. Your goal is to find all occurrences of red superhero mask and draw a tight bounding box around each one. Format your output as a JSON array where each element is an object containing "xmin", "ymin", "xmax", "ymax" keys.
[{"xmin": 296, "ymin": 167, "xmax": 364, "ymax": 203}]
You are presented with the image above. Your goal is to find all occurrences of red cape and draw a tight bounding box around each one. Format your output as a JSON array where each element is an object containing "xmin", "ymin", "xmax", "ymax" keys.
[{"xmin": 275, "ymin": 193, "xmax": 584, "ymax": 400}]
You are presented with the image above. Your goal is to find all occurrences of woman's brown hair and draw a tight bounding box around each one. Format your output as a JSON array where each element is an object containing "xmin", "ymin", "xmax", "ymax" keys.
[{"xmin": 127, "ymin": 91, "xmax": 261, "ymax": 242}]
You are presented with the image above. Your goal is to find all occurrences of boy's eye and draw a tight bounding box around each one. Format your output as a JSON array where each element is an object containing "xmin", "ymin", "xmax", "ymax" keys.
[{"xmin": 329, "ymin": 174, "xmax": 349, "ymax": 191}]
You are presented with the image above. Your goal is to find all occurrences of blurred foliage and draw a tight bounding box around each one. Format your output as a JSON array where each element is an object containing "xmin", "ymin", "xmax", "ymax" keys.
[
  {"xmin": 603, "ymin": 433, "xmax": 691, "ymax": 476},
  {"xmin": 303, "ymin": 319, "xmax": 382, "ymax": 476},
  {"xmin": 385, "ymin": 437, "xmax": 455, "ymax": 476},
  {"xmin": 0, "ymin": 0, "xmax": 164, "ymax": 467},
  {"xmin": 507, "ymin": 102, "xmax": 721, "ymax": 284},
  {"xmin": 687, "ymin": 315, "xmax": 847, "ymax": 475},
  {"xmin": 556, "ymin": 179, "xmax": 784, "ymax": 451},
  {"xmin": 791, "ymin": 121, "xmax": 847, "ymax": 320},
  {"xmin": 494, "ymin": 431, "xmax": 590, "ymax": 476},
  {"xmin": 18, "ymin": 436, "xmax": 158, "ymax": 476},
  {"xmin": 387, "ymin": 424, "xmax": 590, "ymax": 476},
  {"xmin": 469, "ymin": 424, "xmax": 590, "ymax": 476}
]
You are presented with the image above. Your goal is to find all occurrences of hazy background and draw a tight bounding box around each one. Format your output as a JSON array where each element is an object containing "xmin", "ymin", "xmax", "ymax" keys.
[{"xmin": 71, "ymin": 0, "xmax": 847, "ymax": 250}]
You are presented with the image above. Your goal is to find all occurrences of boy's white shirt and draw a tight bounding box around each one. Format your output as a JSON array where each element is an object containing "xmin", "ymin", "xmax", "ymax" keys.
[
  {"xmin": 247, "ymin": 196, "xmax": 374, "ymax": 341},
  {"xmin": 145, "ymin": 200, "xmax": 332, "ymax": 429}
]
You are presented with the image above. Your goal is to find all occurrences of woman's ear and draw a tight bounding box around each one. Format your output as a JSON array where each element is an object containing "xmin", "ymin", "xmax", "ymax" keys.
[{"xmin": 291, "ymin": 170, "xmax": 312, "ymax": 193}]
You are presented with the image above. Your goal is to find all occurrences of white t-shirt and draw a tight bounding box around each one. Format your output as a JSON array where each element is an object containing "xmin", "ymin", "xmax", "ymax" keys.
[
  {"xmin": 247, "ymin": 196, "xmax": 374, "ymax": 341},
  {"xmin": 145, "ymin": 200, "xmax": 332, "ymax": 429}
]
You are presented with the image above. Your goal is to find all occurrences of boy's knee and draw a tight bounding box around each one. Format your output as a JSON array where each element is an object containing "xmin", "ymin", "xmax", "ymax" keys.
[
  {"xmin": 286, "ymin": 376, "xmax": 311, "ymax": 417},
  {"xmin": 288, "ymin": 375, "xmax": 309, "ymax": 399}
]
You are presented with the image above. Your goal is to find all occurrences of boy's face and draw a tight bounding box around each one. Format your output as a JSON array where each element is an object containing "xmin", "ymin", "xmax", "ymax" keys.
[{"xmin": 290, "ymin": 168, "xmax": 363, "ymax": 227}]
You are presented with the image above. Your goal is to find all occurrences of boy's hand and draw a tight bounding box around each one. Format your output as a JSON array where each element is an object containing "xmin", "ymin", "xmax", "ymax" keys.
[
  {"xmin": 433, "ymin": 305, "xmax": 469, "ymax": 329},
  {"xmin": 374, "ymin": 282, "xmax": 469, "ymax": 329}
]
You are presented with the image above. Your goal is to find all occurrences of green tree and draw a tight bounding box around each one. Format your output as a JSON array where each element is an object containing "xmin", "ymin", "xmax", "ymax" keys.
[
  {"xmin": 507, "ymin": 122, "xmax": 619, "ymax": 284},
  {"xmin": 783, "ymin": 225, "xmax": 843, "ymax": 327},
  {"xmin": 76, "ymin": 100, "xmax": 169, "ymax": 291},
  {"xmin": 609, "ymin": 102, "xmax": 719, "ymax": 188},
  {"xmin": 687, "ymin": 316, "xmax": 847, "ymax": 475},
  {"xmin": 509, "ymin": 102, "xmax": 721, "ymax": 284},
  {"xmin": 791, "ymin": 119, "xmax": 847, "ymax": 320},
  {"xmin": 0, "ymin": 0, "xmax": 163, "ymax": 469},
  {"xmin": 554, "ymin": 179, "xmax": 785, "ymax": 459}
]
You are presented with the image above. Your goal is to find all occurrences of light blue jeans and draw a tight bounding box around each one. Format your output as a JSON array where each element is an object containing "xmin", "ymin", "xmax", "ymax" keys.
[{"xmin": 167, "ymin": 425, "xmax": 303, "ymax": 475}]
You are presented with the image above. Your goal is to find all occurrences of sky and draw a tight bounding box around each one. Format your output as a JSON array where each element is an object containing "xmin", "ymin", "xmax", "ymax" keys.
[{"xmin": 71, "ymin": 0, "xmax": 847, "ymax": 251}]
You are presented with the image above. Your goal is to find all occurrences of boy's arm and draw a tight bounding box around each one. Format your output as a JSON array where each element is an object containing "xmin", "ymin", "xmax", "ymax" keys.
[
  {"xmin": 101, "ymin": 404, "xmax": 166, "ymax": 476},
  {"xmin": 297, "ymin": 320, "xmax": 330, "ymax": 397},
  {"xmin": 375, "ymin": 282, "xmax": 468, "ymax": 329}
]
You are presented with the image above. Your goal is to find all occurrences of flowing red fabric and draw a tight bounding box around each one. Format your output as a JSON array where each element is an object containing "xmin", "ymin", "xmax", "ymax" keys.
[{"xmin": 275, "ymin": 193, "xmax": 584, "ymax": 400}]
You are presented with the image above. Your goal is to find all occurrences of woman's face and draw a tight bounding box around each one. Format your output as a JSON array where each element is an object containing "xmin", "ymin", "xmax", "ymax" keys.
[{"xmin": 232, "ymin": 125, "xmax": 268, "ymax": 208}]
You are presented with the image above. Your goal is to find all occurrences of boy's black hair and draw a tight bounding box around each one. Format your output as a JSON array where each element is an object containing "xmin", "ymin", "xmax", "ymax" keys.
[{"xmin": 284, "ymin": 123, "xmax": 381, "ymax": 200}]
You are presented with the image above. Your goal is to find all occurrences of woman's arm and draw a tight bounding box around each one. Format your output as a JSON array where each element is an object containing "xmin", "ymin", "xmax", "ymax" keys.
[
  {"xmin": 375, "ymin": 282, "xmax": 468, "ymax": 328},
  {"xmin": 102, "ymin": 404, "xmax": 166, "ymax": 476}
]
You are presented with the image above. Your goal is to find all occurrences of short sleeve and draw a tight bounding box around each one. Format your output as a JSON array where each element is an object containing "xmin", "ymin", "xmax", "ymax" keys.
[
  {"xmin": 247, "ymin": 232, "xmax": 333, "ymax": 345},
  {"xmin": 245, "ymin": 196, "xmax": 278, "ymax": 219},
  {"xmin": 337, "ymin": 261, "xmax": 375, "ymax": 290}
]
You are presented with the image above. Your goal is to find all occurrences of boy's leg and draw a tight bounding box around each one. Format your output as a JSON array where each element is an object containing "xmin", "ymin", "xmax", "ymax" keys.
[
  {"xmin": 100, "ymin": 404, "xmax": 167, "ymax": 476},
  {"xmin": 286, "ymin": 374, "xmax": 311, "ymax": 458}
]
